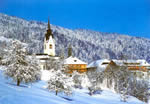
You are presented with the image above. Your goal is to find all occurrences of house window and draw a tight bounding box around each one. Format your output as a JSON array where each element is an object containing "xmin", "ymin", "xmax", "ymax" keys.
[
  {"xmin": 49, "ymin": 44, "xmax": 52, "ymax": 49},
  {"xmin": 74, "ymin": 60, "xmax": 77, "ymax": 62}
]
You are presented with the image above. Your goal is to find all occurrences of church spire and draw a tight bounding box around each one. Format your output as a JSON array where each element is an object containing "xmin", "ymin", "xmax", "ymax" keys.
[
  {"xmin": 45, "ymin": 17, "xmax": 54, "ymax": 40},
  {"xmin": 48, "ymin": 17, "xmax": 50, "ymax": 30}
]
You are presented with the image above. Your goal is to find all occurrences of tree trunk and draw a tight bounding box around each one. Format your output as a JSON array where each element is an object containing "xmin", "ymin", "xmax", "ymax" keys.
[
  {"xmin": 55, "ymin": 90, "xmax": 58, "ymax": 96},
  {"xmin": 17, "ymin": 79, "xmax": 20, "ymax": 86}
]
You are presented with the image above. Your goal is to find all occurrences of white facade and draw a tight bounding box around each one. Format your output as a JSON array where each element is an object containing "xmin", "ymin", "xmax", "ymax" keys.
[
  {"xmin": 44, "ymin": 35, "xmax": 55, "ymax": 56},
  {"xmin": 36, "ymin": 55, "xmax": 59, "ymax": 70}
]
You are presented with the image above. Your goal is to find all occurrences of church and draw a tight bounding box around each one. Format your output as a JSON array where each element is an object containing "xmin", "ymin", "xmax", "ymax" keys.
[
  {"xmin": 36, "ymin": 18, "xmax": 59, "ymax": 70},
  {"xmin": 36, "ymin": 18, "xmax": 87, "ymax": 73}
]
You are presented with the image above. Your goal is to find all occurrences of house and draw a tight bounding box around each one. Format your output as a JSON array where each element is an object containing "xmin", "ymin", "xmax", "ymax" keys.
[
  {"xmin": 111, "ymin": 59, "xmax": 150, "ymax": 79},
  {"xmin": 88, "ymin": 59, "xmax": 150, "ymax": 79},
  {"xmin": 64, "ymin": 56, "xmax": 87, "ymax": 73}
]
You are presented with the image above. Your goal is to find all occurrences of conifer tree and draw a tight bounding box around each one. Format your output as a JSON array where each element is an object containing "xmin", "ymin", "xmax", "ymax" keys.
[
  {"xmin": 59, "ymin": 49, "xmax": 65, "ymax": 59},
  {"xmin": 68, "ymin": 44, "xmax": 72, "ymax": 57},
  {"xmin": 47, "ymin": 58, "xmax": 74, "ymax": 95},
  {"xmin": 4, "ymin": 40, "xmax": 41, "ymax": 86}
]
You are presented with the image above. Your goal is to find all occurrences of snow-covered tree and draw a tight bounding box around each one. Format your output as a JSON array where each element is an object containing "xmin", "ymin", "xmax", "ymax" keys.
[
  {"xmin": 115, "ymin": 66, "xmax": 130, "ymax": 102},
  {"xmin": 47, "ymin": 58, "xmax": 74, "ymax": 96},
  {"xmin": 0, "ymin": 42, "xmax": 7, "ymax": 65},
  {"xmin": 103, "ymin": 63, "xmax": 149, "ymax": 102},
  {"xmin": 129, "ymin": 79, "xmax": 150, "ymax": 103},
  {"xmin": 59, "ymin": 48, "xmax": 65, "ymax": 59},
  {"xmin": 103, "ymin": 64, "xmax": 131, "ymax": 102},
  {"xmin": 87, "ymin": 68, "xmax": 104, "ymax": 96},
  {"xmin": 72, "ymin": 71, "xmax": 91, "ymax": 89},
  {"xmin": 4, "ymin": 40, "xmax": 41, "ymax": 86}
]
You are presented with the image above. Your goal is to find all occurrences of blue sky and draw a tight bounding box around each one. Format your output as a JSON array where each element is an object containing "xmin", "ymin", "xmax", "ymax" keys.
[{"xmin": 0, "ymin": 0, "xmax": 150, "ymax": 38}]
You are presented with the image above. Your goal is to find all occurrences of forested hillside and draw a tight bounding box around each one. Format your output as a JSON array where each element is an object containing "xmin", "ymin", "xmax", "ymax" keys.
[{"xmin": 0, "ymin": 13, "xmax": 150, "ymax": 63}]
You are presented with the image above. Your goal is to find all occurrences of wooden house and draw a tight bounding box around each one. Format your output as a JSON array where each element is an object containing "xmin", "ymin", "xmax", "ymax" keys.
[
  {"xmin": 108, "ymin": 60, "xmax": 150, "ymax": 79},
  {"xmin": 87, "ymin": 59, "xmax": 150, "ymax": 79},
  {"xmin": 64, "ymin": 56, "xmax": 87, "ymax": 73}
]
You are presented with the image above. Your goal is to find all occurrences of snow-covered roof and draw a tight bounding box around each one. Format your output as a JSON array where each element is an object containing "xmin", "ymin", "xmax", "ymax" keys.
[
  {"xmin": 87, "ymin": 59, "xmax": 150, "ymax": 72},
  {"xmin": 64, "ymin": 56, "xmax": 87, "ymax": 65},
  {"xmin": 112, "ymin": 59, "xmax": 150, "ymax": 66},
  {"xmin": 136, "ymin": 60, "xmax": 150, "ymax": 66},
  {"xmin": 87, "ymin": 59, "xmax": 110, "ymax": 72},
  {"xmin": 36, "ymin": 55, "xmax": 60, "ymax": 60}
]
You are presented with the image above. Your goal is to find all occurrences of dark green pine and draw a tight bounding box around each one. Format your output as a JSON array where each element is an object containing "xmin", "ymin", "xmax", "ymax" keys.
[{"xmin": 68, "ymin": 44, "xmax": 72, "ymax": 57}]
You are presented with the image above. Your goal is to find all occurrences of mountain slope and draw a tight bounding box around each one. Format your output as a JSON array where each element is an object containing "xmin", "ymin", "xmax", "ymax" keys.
[
  {"xmin": 0, "ymin": 67, "xmax": 145, "ymax": 104},
  {"xmin": 0, "ymin": 13, "xmax": 150, "ymax": 63}
]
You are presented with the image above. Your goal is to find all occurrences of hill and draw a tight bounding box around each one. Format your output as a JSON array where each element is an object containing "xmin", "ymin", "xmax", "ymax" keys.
[{"xmin": 0, "ymin": 13, "xmax": 150, "ymax": 63}]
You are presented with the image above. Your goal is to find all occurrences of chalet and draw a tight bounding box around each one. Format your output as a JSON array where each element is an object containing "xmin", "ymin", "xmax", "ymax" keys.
[
  {"xmin": 112, "ymin": 59, "xmax": 150, "ymax": 79},
  {"xmin": 112, "ymin": 59, "xmax": 150, "ymax": 71},
  {"xmin": 88, "ymin": 59, "xmax": 150, "ymax": 79},
  {"xmin": 64, "ymin": 56, "xmax": 87, "ymax": 73}
]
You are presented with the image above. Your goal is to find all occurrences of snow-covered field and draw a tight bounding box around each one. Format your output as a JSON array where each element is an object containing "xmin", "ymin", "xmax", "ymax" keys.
[{"xmin": 0, "ymin": 67, "xmax": 145, "ymax": 104}]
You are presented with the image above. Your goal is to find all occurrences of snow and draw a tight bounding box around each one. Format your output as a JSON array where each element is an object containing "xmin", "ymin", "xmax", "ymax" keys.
[
  {"xmin": 41, "ymin": 70, "xmax": 51, "ymax": 81},
  {"xmin": 112, "ymin": 59, "xmax": 150, "ymax": 66},
  {"xmin": 137, "ymin": 60, "xmax": 150, "ymax": 66},
  {"xmin": 88, "ymin": 59, "xmax": 110, "ymax": 72},
  {"xmin": 0, "ymin": 66, "xmax": 145, "ymax": 104},
  {"xmin": 0, "ymin": 36, "xmax": 11, "ymax": 42},
  {"xmin": 64, "ymin": 56, "xmax": 87, "ymax": 65}
]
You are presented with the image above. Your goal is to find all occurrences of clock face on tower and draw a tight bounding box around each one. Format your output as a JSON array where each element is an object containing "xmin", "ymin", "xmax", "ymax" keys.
[{"xmin": 49, "ymin": 44, "xmax": 52, "ymax": 49}]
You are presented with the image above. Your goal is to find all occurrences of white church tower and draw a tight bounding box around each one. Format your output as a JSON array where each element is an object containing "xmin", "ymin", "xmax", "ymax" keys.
[{"xmin": 44, "ymin": 18, "xmax": 55, "ymax": 56}]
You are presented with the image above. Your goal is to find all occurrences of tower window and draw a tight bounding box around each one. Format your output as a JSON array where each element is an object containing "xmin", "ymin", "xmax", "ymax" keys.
[
  {"xmin": 49, "ymin": 44, "xmax": 52, "ymax": 49},
  {"xmin": 45, "ymin": 45, "xmax": 46, "ymax": 49}
]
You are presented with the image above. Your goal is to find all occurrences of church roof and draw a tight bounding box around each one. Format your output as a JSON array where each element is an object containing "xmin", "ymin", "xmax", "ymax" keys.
[
  {"xmin": 45, "ymin": 18, "xmax": 54, "ymax": 40},
  {"xmin": 64, "ymin": 56, "xmax": 87, "ymax": 65}
]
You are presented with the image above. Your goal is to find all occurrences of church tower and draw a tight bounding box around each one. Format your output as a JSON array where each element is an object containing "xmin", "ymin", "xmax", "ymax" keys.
[{"xmin": 44, "ymin": 18, "xmax": 55, "ymax": 56}]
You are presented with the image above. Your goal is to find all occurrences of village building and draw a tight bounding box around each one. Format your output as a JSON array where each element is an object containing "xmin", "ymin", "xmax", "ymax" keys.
[
  {"xmin": 64, "ymin": 56, "xmax": 87, "ymax": 73},
  {"xmin": 36, "ymin": 18, "xmax": 59, "ymax": 70},
  {"xmin": 112, "ymin": 59, "xmax": 150, "ymax": 79},
  {"xmin": 87, "ymin": 59, "xmax": 150, "ymax": 79}
]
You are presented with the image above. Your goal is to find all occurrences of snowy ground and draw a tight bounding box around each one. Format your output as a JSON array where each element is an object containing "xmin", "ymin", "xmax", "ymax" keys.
[{"xmin": 0, "ymin": 67, "xmax": 145, "ymax": 104}]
